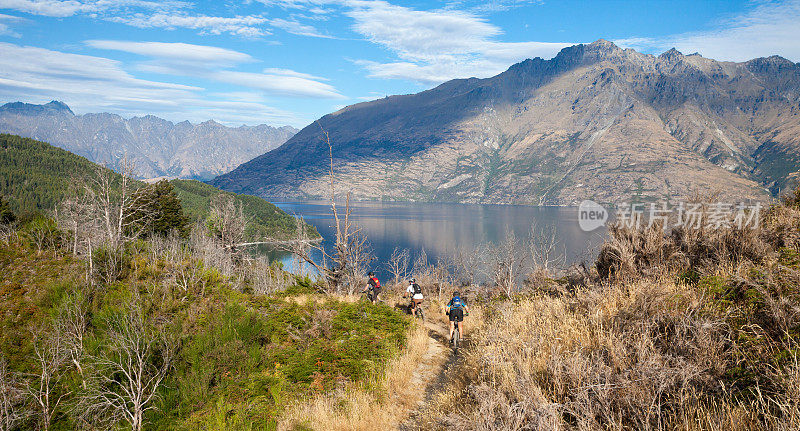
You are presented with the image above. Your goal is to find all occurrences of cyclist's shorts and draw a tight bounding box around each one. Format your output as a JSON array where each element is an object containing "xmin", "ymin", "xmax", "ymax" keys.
[{"xmin": 449, "ymin": 307, "xmax": 464, "ymax": 322}]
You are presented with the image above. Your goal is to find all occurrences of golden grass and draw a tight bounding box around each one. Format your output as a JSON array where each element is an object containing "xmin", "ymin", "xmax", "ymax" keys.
[
  {"xmin": 418, "ymin": 278, "xmax": 800, "ymax": 430},
  {"xmin": 277, "ymin": 318, "xmax": 438, "ymax": 431}
]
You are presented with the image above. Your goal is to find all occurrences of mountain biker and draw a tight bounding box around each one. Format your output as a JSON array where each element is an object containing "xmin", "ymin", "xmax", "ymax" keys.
[
  {"xmin": 405, "ymin": 277, "xmax": 423, "ymax": 315},
  {"xmin": 446, "ymin": 290, "xmax": 469, "ymax": 342},
  {"xmin": 362, "ymin": 271, "xmax": 381, "ymax": 304}
]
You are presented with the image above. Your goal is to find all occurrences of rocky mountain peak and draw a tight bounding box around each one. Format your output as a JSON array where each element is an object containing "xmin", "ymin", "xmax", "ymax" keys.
[
  {"xmin": 44, "ymin": 100, "xmax": 74, "ymax": 114},
  {"xmin": 1, "ymin": 100, "xmax": 74, "ymax": 116},
  {"xmin": 659, "ymin": 47, "xmax": 684, "ymax": 61}
]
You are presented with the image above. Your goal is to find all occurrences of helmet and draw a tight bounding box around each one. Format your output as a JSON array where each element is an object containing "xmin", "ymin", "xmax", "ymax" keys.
[
  {"xmin": 453, "ymin": 290, "xmax": 460, "ymax": 297},
  {"xmin": 368, "ymin": 272, "xmax": 374, "ymax": 277},
  {"xmin": 410, "ymin": 277, "xmax": 416, "ymax": 283}
]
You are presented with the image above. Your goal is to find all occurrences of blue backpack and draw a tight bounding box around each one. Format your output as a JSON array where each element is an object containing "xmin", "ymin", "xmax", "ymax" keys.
[{"xmin": 450, "ymin": 296, "xmax": 463, "ymax": 309}]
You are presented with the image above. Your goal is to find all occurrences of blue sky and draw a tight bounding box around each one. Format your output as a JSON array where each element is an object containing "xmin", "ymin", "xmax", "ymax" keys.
[{"xmin": 0, "ymin": 0, "xmax": 798, "ymax": 128}]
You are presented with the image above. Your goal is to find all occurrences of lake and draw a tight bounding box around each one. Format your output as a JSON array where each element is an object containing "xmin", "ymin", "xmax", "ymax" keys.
[{"xmin": 267, "ymin": 200, "xmax": 609, "ymax": 282}]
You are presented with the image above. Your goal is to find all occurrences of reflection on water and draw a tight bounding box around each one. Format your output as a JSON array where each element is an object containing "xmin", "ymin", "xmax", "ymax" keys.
[{"xmin": 264, "ymin": 201, "xmax": 609, "ymax": 281}]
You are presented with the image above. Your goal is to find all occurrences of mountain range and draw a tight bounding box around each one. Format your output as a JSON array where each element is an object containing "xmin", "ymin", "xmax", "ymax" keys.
[
  {"xmin": 0, "ymin": 101, "xmax": 297, "ymax": 180},
  {"xmin": 213, "ymin": 39, "xmax": 800, "ymax": 205}
]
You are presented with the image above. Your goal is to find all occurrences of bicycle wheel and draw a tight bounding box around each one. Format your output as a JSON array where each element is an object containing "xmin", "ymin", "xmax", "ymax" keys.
[{"xmin": 453, "ymin": 325, "xmax": 460, "ymax": 350}]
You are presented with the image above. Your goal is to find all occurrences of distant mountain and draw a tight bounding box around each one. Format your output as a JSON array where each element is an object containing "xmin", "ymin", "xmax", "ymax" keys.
[
  {"xmin": 0, "ymin": 101, "xmax": 298, "ymax": 180},
  {"xmin": 213, "ymin": 40, "xmax": 800, "ymax": 205}
]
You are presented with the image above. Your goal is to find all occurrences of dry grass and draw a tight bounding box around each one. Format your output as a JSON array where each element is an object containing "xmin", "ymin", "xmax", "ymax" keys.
[
  {"xmin": 277, "ymin": 319, "xmax": 434, "ymax": 431},
  {"xmin": 414, "ymin": 196, "xmax": 800, "ymax": 430},
  {"xmin": 420, "ymin": 279, "xmax": 800, "ymax": 430}
]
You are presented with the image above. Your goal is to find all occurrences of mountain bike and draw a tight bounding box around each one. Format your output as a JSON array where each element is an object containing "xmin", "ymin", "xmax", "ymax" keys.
[
  {"xmin": 451, "ymin": 321, "xmax": 461, "ymax": 351},
  {"xmin": 411, "ymin": 300, "xmax": 424, "ymax": 321},
  {"xmin": 362, "ymin": 289, "xmax": 377, "ymax": 304}
]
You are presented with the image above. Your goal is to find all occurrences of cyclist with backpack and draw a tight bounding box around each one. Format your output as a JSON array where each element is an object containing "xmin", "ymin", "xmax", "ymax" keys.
[
  {"xmin": 405, "ymin": 277, "xmax": 423, "ymax": 316},
  {"xmin": 446, "ymin": 290, "xmax": 469, "ymax": 343},
  {"xmin": 363, "ymin": 271, "xmax": 381, "ymax": 304}
]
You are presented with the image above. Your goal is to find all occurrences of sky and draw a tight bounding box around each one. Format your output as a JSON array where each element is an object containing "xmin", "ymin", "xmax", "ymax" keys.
[{"xmin": 0, "ymin": 0, "xmax": 798, "ymax": 128}]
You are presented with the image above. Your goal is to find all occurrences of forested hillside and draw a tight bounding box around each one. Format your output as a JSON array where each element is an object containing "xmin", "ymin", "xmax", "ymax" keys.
[
  {"xmin": 0, "ymin": 133, "xmax": 314, "ymax": 240},
  {"xmin": 172, "ymin": 179, "xmax": 318, "ymax": 241}
]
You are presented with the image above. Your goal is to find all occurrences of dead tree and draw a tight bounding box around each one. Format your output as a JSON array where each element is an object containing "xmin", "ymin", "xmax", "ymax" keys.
[
  {"xmin": 55, "ymin": 294, "xmax": 87, "ymax": 389},
  {"xmin": 85, "ymin": 157, "xmax": 149, "ymax": 250},
  {"xmin": 386, "ymin": 247, "xmax": 411, "ymax": 288},
  {"xmin": 0, "ymin": 352, "xmax": 27, "ymax": 431},
  {"xmin": 528, "ymin": 222, "xmax": 566, "ymax": 273},
  {"xmin": 26, "ymin": 327, "xmax": 70, "ymax": 431},
  {"xmin": 487, "ymin": 229, "xmax": 528, "ymax": 298},
  {"xmin": 78, "ymin": 302, "xmax": 174, "ymax": 431},
  {"xmin": 281, "ymin": 127, "xmax": 373, "ymax": 294},
  {"xmin": 55, "ymin": 191, "xmax": 97, "ymax": 257},
  {"xmin": 206, "ymin": 194, "xmax": 248, "ymax": 250}
]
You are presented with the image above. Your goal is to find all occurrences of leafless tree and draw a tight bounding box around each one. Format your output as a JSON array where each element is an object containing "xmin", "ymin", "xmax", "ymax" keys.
[
  {"xmin": 206, "ymin": 194, "xmax": 247, "ymax": 250},
  {"xmin": 386, "ymin": 247, "xmax": 410, "ymax": 288},
  {"xmin": 0, "ymin": 223, "xmax": 15, "ymax": 246},
  {"xmin": 25, "ymin": 327, "xmax": 70, "ymax": 431},
  {"xmin": 281, "ymin": 127, "xmax": 373, "ymax": 294},
  {"xmin": 55, "ymin": 294, "xmax": 88, "ymax": 389},
  {"xmin": 188, "ymin": 224, "xmax": 235, "ymax": 277},
  {"xmin": 248, "ymin": 257, "xmax": 292, "ymax": 295},
  {"xmin": 85, "ymin": 157, "xmax": 149, "ymax": 250},
  {"xmin": 55, "ymin": 191, "xmax": 96, "ymax": 257},
  {"xmin": 528, "ymin": 222, "xmax": 566, "ymax": 273},
  {"xmin": 450, "ymin": 245, "xmax": 488, "ymax": 288},
  {"xmin": 27, "ymin": 217, "xmax": 59, "ymax": 254},
  {"xmin": 78, "ymin": 302, "xmax": 174, "ymax": 431},
  {"xmin": 487, "ymin": 230, "xmax": 528, "ymax": 298},
  {"xmin": 0, "ymin": 352, "xmax": 27, "ymax": 431}
]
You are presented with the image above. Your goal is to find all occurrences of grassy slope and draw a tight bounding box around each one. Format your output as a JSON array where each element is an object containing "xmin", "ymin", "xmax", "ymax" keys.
[
  {"xmin": 0, "ymin": 233, "xmax": 408, "ymax": 430},
  {"xmin": 0, "ymin": 133, "xmax": 313, "ymax": 240}
]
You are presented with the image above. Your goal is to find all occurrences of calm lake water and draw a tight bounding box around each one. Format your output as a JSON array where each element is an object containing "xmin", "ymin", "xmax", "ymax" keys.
[{"xmin": 267, "ymin": 200, "xmax": 609, "ymax": 281}]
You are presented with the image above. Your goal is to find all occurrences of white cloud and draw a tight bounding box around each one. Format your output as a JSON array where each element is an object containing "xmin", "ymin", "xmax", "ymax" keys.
[
  {"xmin": 85, "ymin": 40, "xmax": 255, "ymax": 63},
  {"xmin": 445, "ymin": 0, "xmax": 543, "ymax": 13},
  {"xmin": 344, "ymin": 1, "xmax": 571, "ymax": 84},
  {"xmin": 84, "ymin": 39, "xmax": 344, "ymax": 99},
  {"xmin": 0, "ymin": 42, "xmax": 308, "ymax": 126},
  {"xmin": 0, "ymin": 0, "xmax": 186, "ymax": 17},
  {"xmin": 213, "ymin": 70, "xmax": 343, "ymax": 98},
  {"xmin": 262, "ymin": 67, "xmax": 329, "ymax": 81},
  {"xmin": 269, "ymin": 17, "xmax": 332, "ymax": 38},
  {"xmin": 110, "ymin": 13, "xmax": 270, "ymax": 37},
  {"xmin": 0, "ymin": 12, "xmax": 23, "ymax": 36},
  {"xmin": 0, "ymin": 0, "xmax": 271, "ymax": 37},
  {"xmin": 615, "ymin": 0, "xmax": 800, "ymax": 62}
]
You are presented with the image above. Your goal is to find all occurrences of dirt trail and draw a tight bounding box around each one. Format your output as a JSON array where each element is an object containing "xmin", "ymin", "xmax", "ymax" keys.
[{"xmin": 396, "ymin": 320, "xmax": 454, "ymax": 430}]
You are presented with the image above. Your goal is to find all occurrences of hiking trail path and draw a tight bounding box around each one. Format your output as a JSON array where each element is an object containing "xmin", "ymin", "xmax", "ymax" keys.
[{"xmin": 396, "ymin": 318, "xmax": 460, "ymax": 430}]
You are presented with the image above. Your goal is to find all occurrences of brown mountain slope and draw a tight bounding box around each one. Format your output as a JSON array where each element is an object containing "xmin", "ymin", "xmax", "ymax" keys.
[{"xmin": 213, "ymin": 40, "xmax": 799, "ymax": 205}]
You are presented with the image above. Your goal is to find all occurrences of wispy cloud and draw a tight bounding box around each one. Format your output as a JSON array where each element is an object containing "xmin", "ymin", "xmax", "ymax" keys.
[
  {"xmin": 86, "ymin": 40, "xmax": 344, "ymax": 99},
  {"xmin": 444, "ymin": 0, "xmax": 543, "ymax": 14},
  {"xmin": 0, "ymin": 42, "xmax": 311, "ymax": 126},
  {"xmin": 85, "ymin": 40, "xmax": 255, "ymax": 63},
  {"xmin": 0, "ymin": 12, "xmax": 23, "ymax": 36},
  {"xmin": 269, "ymin": 17, "xmax": 333, "ymax": 38},
  {"xmin": 0, "ymin": 0, "xmax": 271, "ymax": 37},
  {"xmin": 0, "ymin": 0, "xmax": 187, "ymax": 17},
  {"xmin": 345, "ymin": 1, "xmax": 571, "ymax": 84},
  {"xmin": 109, "ymin": 13, "xmax": 270, "ymax": 37},
  {"xmin": 615, "ymin": 0, "xmax": 800, "ymax": 62}
]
